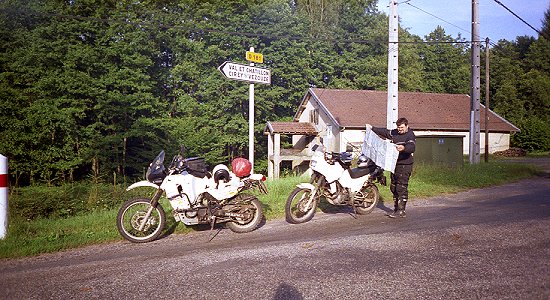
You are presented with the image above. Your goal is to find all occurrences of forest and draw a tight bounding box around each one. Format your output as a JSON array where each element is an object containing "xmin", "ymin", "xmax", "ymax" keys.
[{"xmin": 1, "ymin": 0, "xmax": 549, "ymax": 187}]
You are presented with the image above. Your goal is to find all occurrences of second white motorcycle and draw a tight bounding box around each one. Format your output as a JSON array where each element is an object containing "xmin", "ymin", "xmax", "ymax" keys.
[{"xmin": 285, "ymin": 144, "xmax": 385, "ymax": 224}]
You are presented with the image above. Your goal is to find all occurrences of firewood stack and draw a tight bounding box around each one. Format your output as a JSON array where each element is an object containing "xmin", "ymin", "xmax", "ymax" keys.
[{"xmin": 493, "ymin": 148, "xmax": 527, "ymax": 157}]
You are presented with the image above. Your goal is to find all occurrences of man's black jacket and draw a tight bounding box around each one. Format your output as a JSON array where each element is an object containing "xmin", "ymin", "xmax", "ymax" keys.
[{"xmin": 371, "ymin": 127, "xmax": 416, "ymax": 165}]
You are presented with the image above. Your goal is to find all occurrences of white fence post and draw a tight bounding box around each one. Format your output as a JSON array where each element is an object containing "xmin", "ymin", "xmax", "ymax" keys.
[{"xmin": 0, "ymin": 154, "xmax": 7, "ymax": 239}]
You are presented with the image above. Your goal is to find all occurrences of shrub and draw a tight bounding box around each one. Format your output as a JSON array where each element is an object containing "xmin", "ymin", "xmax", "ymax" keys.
[
  {"xmin": 512, "ymin": 117, "xmax": 550, "ymax": 151},
  {"xmin": 9, "ymin": 183, "xmax": 133, "ymax": 220}
]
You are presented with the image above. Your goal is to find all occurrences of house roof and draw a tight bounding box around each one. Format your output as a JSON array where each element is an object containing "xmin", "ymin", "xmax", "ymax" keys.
[
  {"xmin": 264, "ymin": 121, "xmax": 318, "ymax": 135},
  {"xmin": 295, "ymin": 88, "xmax": 519, "ymax": 133}
]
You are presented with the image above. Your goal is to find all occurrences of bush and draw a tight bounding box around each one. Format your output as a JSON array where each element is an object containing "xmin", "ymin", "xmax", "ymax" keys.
[
  {"xmin": 9, "ymin": 183, "xmax": 133, "ymax": 220},
  {"xmin": 512, "ymin": 117, "xmax": 550, "ymax": 151}
]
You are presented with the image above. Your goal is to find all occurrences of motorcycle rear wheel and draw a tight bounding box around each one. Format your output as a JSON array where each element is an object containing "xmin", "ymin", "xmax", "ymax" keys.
[
  {"xmin": 285, "ymin": 187, "xmax": 318, "ymax": 224},
  {"xmin": 354, "ymin": 183, "xmax": 380, "ymax": 215},
  {"xmin": 117, "ymin": 198, "xmax": 166, "ymax": 243},
  {"xmin": 225, "ymin": 196, "xmax": 263, "ymax": 233}
]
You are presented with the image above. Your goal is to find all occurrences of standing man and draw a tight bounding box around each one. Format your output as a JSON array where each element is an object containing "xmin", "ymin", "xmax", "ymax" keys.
[{"xmin": 366, "ymin": 117, "xmax": 416, "ymax": 218}]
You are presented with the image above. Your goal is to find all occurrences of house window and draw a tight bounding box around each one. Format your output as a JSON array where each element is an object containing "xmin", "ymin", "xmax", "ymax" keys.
[{"xmin": 309, "ymin": 109, "xmax": 319, "ymax": 125}]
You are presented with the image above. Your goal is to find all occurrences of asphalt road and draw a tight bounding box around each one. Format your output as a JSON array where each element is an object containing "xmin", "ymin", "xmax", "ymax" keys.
[{"xmin": 1, "ymin": 158, "xmax": 549, "ymax": 300}]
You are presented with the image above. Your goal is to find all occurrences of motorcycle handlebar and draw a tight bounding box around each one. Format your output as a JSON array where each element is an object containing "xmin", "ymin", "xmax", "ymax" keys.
[{"xmin": 323, "ymin": 151, "xmax": 353, "ymax": 165}]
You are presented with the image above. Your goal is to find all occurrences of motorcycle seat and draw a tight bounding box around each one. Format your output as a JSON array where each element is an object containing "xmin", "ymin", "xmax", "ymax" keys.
[{"xmin": 349, "ymin": 167, "xmax": 370, "ymax": 179}]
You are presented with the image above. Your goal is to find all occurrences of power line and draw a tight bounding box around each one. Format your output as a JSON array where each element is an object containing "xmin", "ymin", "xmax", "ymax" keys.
[
  {"xmin": 403, "ymin": 1, "xmax": 498, "ymax": 47},
  {"xmin": 405, "ymin": 2, "xmax": 471, "ymax": 36},
  {"xmin": 492, "ymin": 0, "xmax": 549, "ymax": 40}
]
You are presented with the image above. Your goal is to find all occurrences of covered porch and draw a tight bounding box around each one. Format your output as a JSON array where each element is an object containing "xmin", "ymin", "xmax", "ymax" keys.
[{"xmin": 264, "ymin": 121, "xmax": 318, "ymax": 179}]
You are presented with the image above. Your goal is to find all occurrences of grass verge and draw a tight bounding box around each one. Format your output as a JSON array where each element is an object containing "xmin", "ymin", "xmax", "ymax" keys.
[{"xmin": 0, "ymin": 159, "xmax": 541, "ymax": 259}]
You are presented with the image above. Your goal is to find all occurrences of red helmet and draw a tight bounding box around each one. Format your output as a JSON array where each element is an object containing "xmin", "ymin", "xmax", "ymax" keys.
[{"xmin": 231, "ymin": 157, "xmax": 252, "ymax": 178}]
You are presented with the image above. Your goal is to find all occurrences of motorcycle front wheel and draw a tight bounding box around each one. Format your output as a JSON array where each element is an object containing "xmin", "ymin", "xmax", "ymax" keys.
[
  {"xmin": 354, "ymin": 183, "xmax": 380, "ymax": 215},
  {"xmin": 285, "ymin": 187, "xmax": 318, "ymax": 224},
  {"xmin": 225, "ymin": 196, "xmax": 263, "ymax": 233},
  {"xmin": 117, "ymin": 198, "xmax": 166, "ymax": 243}
]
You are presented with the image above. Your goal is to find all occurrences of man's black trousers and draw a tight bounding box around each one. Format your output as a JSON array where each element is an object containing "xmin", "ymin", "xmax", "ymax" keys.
[{"xmin": 390, "ymin": 164, "xmax": 413, "ymax": 201}]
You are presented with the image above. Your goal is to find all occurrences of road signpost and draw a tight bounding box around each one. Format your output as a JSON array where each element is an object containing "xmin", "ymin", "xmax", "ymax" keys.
[
  {"xmin": 218, "ymin": 48, "xmax": 271, "ymax": 172},
  {"xmin": 217, "ymin": 61, "xmax": 271, "ymax": 85},
  {"xmin": 246, "ymin": 51, "xmax": 263, "ymax": 63}
]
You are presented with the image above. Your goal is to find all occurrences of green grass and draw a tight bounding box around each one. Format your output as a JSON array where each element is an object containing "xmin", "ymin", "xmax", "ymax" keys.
[
  {"xmin": 526, "ymin": 151, "xmax": 550, "ymax": 157},
  {"xmin": 261, "ymin": 175, "xmax": 305, "ymax": 219},
  {"xmin": 408, "ymin": 161, "xmax": 539, "ymax": 198},
  {"xmin": 0, "ymin": 159, "xmax": 541, "ymax": 259},
  {"xmin": 2, "ymin": 210, "xmax": 120, "ymax": 258}
]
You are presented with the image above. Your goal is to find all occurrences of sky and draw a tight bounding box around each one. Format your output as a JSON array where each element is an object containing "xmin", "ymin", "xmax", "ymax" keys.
[{"xmin": 376, "ymin": 0, "xmax": 549, "ymax": 42}]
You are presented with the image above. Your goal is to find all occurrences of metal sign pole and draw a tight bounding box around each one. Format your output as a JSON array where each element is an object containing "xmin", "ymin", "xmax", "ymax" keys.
[
  {"xmin": 248, "ymin": 47, "xmax": 255, "ymax": 173},
  {"xmin": 217, "ymin": 49, "xmax": 270, "ymax": 174}
]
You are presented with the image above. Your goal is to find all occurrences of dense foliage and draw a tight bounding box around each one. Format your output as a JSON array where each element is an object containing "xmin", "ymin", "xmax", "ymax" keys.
[
  {"xmin": 489, "ymin": 35, "xmax": 550, "ymax": 151},
  {"xmin": 1, "ymin": 0, "xmax": 549, "ymax": 186}
]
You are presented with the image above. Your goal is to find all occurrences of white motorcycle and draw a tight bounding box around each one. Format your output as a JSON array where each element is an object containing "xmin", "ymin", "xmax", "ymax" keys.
[
  {"xmin": 285, "ymin": 144, "xmax": 385, "ymax": 224},
  {"xmin": 117, "ymin": 147, "xmax": 267, "ymax": 243}
]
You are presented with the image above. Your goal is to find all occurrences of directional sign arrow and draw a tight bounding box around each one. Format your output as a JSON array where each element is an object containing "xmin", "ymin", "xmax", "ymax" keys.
[{"xmin": 218, "ymin": 61, "xmax": 271, "ymax": 85}]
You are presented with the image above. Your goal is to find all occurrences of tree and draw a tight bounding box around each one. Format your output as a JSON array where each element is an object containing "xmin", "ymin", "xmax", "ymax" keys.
[
  {"xmin": 3, "ymin": 0, "xmax": 548, "ymax": 187},
  {"xmin": 540, "ymin": 3, "xmax": 550, "ymax": 40},
  {"xmin": 417, "ymin": 26, "xmax": 470, "ymax": 94},
  {"xmin": 0, "ymin": 0, "xmax": 168, "ymax": 184},
  {"xmin": 489, "ymin": 6, "xmax": 550, "ymax": 151}
]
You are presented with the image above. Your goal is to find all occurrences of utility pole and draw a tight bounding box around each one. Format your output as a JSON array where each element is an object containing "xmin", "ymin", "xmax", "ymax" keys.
[
  {"xmin": 484, "ymin": 37, "xmax": 490, "ymax": 163},
  {"xmin": 469, "ymin": 0, "xmax": 481, "ymax": 164},
  {"xmin": 387, "ymin": 0, "xmax": 399, "ymax": 130}
]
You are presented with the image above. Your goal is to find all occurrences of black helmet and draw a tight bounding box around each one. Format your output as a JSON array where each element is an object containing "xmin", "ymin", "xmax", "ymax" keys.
[
  {"xmin": 213, "ymin": 165, "xmax": 230, "ymax": 186},
  {"xmin": 358, "ymin": 155, "xmax": 371, "ymax": 168}
]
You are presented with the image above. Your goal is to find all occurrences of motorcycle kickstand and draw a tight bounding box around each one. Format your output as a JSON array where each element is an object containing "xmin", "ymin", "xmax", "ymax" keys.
[
  {"xmin": 350, "ymin": 195, "xmax": 357, "ymax": 219},
  {"xmin": 207, "ymin": 216, "xmax": 221, "ymax": 242},
  {"xmin": 350, "ymin": 200, "xmax": 358, "ymax": 219}
]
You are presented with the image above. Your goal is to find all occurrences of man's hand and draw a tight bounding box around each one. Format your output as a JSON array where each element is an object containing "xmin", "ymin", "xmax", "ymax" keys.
[{"xmin": 396, "ymin": 145, "xmax": 405, "ymax": 152}]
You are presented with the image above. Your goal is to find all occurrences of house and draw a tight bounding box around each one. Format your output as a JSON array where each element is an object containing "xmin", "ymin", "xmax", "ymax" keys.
[{"xmin": 264, "ymin": 88, "xmax": 520, "ymax": 178}]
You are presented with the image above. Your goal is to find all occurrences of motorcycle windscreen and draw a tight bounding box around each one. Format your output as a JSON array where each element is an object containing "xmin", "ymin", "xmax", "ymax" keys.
[{"xmin": 146, "ymin": 150, "xmax": 167, "ymax": 183}]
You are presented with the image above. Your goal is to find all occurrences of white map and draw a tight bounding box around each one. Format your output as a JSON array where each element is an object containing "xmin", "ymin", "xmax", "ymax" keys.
[{"xmin": 362, "ymin": 126, "xmax": 399, "ymax": 173}]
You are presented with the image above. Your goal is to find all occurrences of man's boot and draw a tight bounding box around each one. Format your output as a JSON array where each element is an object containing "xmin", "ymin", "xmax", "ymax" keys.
[
  {"xmin": 399, "ymin": 199, "xmax": 407, "ymax": 218},
  {"xmin": 386, "ymin": 198, "xmax": 399, "ymax": 218}
]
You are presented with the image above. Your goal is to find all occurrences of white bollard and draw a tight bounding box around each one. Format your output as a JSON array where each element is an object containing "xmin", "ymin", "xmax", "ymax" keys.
[{"xmin": 0, "ymin": 154, "xmax": 7, "ymax": 239}]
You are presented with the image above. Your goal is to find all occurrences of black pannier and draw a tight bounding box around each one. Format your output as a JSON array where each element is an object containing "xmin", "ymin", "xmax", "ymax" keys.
[{"xmin": 184, "ymin": 157, "xmax": 208, "ymax": 178}]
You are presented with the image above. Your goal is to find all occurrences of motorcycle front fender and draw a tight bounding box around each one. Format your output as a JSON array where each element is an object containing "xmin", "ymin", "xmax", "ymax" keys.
[
  {"xmin": 296, "ymin": 183, "xmax": 316, "ymax": 191},
  {"xmin": 126, "ymin": 181, "xmax": 160, "ymax": 191}
]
